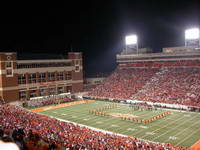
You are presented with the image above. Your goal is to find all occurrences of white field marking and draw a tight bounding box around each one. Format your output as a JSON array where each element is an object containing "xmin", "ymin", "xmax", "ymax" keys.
[
  {"xmin": 139, "ymin": 125, "xmax": 148, "ymax": 129},
  {"xmin": 96, "ymin": 121, "xmax": 103, "ymax": 124},
  {"xmin": 145, "ymin": 132, "xmax": 155, "ymax": 135},
  {"xmin": 119, "ymin": 111, "xmax": 172, "ymax": 135},
  {"xmin": 164, "ymin": 115, "xmax": 200, "ymax": 144},
  {"xmin": 137, "ymin": 113, "xmax": 187, "ymax": 139},
  {"xmin": 83, "ymin": 118, "xmax": 90, "ymax": 121},
  {"xmin": 175, "ymin": 125, "xmax": 200, "ymax": 146},
  {"xmin": 87, "ymin": 105, "xmax": 160, "ymax": 127},
  {"xmin": 166, "ymin": 118, "xmax": 176, "ymax": 121},
  {"xmin": 151, "ymin": 114, "xmax": 198, "ymax": 141},
  {"xmin": 62, "ymin": 114, "xmax": 67, "ymax": 116},
  {"xmin": 127, "ymin": 128, "xmax": 136, "ymax": 131},
  {"xmin": 106, "ymin": 108, "xmax": 172, "ymax": 134},
  {"xmin": 102, "ymin": 108, "xmax": 150, "ymax": 131},
  {"xmin": 169, "ymin": 136, "xmax": 177, "ymax": 140},
  {"xmin": 111, "ymin": 124, "xmax": 119, "ymax": 127}
]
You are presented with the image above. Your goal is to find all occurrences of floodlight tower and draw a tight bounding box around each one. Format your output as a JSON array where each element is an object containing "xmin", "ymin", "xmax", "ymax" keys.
[
  {"xmin": 185, "ymin": 28, "xmax": 200, "ymax": 47},
  {"xmin": 125, "ymin": 34, "xmax": 138, "ymax": 54}
]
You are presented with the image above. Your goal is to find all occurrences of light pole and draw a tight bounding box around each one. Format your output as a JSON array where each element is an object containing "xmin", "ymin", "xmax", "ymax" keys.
[
  {"xmin": 125, "ymin": 34, "xmax": 138, "ymax": 54},
  {"xmin": 185, "ymin": 28, "xmax": 200, "ymax": 47}
]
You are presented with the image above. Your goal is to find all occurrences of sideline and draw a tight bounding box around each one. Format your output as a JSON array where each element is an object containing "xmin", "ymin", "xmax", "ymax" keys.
[{"xmin": 31, "ymin": 100, "xmax": 95, "ymax": 113}]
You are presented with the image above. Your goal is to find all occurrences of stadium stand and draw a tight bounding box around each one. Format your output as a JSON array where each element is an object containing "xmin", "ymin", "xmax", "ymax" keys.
[
  {"xmin": 88, "ymin": 61, "xmax": 200, "ymax": 107},
  {"xmin": 88, "ymin": 67, "xmax": 159, "ymax": 99},
  {"xmin": 25, "ymin": 95, "xmax": 73, "ymax": 107}
]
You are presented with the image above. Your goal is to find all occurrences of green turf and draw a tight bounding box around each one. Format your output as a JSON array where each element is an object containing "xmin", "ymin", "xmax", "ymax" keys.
[{"xmin": 38, "ymin": 100, "xmax": 200, "ymax": 148}]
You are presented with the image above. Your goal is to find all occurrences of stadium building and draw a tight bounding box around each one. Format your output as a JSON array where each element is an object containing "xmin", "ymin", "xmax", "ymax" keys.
[
  {"xmin": 87, "ymin": 45, "xmax": 200, "ymax": 111},
  {"xmin": 117, "ymin": 46, "xmax": 200, "ymax": 68},
  {"xmin": 0, "ymin": 52, "xmax": 83, "ymax": 102}
]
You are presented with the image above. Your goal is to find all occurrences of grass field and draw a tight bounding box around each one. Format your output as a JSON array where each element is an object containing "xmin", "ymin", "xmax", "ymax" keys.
[{"xmin": 38, "ymin": 100, "xmax": 200, "ymax": 148}]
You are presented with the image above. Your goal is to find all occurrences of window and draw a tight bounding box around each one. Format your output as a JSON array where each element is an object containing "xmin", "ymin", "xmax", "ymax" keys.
[
  {"xmin": 75, "ymin": 60, "xmax": 79, "ymax": 65},
  {"xmin": 65, "ymin": 72, "xmax": 72, "ymax": 80},
  {"xmin": 39, "ymin": 87, "xmax": 46, "ymax": 96},
  {"xmin": 18, "ymin": 74, "xmax": 26, "ymax": 84},
  {"xmin": 5, "ymin": 61, "xmax": 13, "ymax": 77},
  {"xmin": 29, "ymin": 89, "xmax": 37, "ymax": 98},
  {"xmin": 48, "ymin": 72, "xmax": 55, "ymax": 81},
  {"xmin": 29, "ymin": 73, "xmax": 36, "ymax": 83},
  {"xmin": 39, "ymin": 73, "xmax": 46, "ymax": 82},
  {"xmin": 49, "ymin": 86, "xmax": 56, "ymax": 95},
  {"xmin": 75, "ymin": 66, "xmax": 80, "ymax": 72},
  {"xmin": 6, "ymin": 69, "xmax": 13, "ymax": 76},
  {"xmin": 57, "ymin": 86, "xmax": 64, "ymax": 94},
  {"xmin": 66, "ymin": 86, "xmax": 72, "ymax": 93},
  {"xmin": 57, "ymin": 72, "xmax": 64, "ymax": 81},
  {"xmin": 17, "ymin": 62, "xmax": 71, "ymax": 69},
  {"xmin": 19, "ymin": 90, "xmax": 26, "ymax": 99},
  {"xmin": 5, "ymin": 62, "xmax": 12, "ymax": 68}
]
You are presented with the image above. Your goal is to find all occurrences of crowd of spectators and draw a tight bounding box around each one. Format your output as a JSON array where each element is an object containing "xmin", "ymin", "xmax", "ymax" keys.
[
  {"xmin": 132, "ymin": 67, "xmax": 200, "ymax": 107},
  {"xmin": 24, "ymin": 95, "xmax": 74, "ymax": 107},
  {"xmin": 88, "ymin": 68, "xmax": 158, "ymax": 100},
  {"xmin": 0, "ymin": 104, "xmax": 188, "ymax": 150},
  {"xmin": 88, "ymin": 63, "xmax": 200, "ymax": 107}
]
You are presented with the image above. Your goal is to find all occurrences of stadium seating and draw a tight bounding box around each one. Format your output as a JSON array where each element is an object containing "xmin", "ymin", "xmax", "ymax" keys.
[
  {"xmin": 132, "ymin": 67, "xmax": 200, "ymax": 107},
  {"xmin": 88, "ymin": 61, "xmax": 200, "ymax": 107},
  {"xmin": 88, "ymin": 67, "xmax": 159, "ymax": 99},
  {"xmin": 26, "ymin": 95, "xmax": 73, "ymax": 107}
]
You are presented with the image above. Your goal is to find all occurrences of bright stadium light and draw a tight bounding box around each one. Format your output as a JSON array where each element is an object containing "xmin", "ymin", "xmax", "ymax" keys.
[
  {"xmin": 185, "ymin": 28, "xmax": 200, "ymax": 40},
  {"xmin": 125, "ymin": 35, "xmax": 137, "ymax": 45}
]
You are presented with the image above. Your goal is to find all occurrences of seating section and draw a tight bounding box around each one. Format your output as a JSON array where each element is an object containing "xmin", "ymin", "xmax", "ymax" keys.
[
  {"xmin": 88, "ymin": 68, "xmax": 159, "ymax": 99},
  {"xmin": 88, "ymin": 61, "xmax": 200, "ymax": 107},
  {"xmin": 132, "ymin": 67, "xmax": 200, "ymax": 107}
]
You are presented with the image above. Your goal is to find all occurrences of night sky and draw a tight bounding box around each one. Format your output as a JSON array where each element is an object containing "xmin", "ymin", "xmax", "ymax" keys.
[{"xmin": 0, "ymin": 0, "xmax": 199, "ymax": 77}]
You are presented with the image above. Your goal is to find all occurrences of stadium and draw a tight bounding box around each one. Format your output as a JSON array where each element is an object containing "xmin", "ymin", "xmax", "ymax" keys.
[{"xmin": 0, "ymin": 27, "xmax": 200, "ymax": 150}]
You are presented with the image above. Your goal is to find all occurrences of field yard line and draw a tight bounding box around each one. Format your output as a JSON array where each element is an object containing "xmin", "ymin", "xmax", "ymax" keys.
[
  {"xmin": 127, "ymin": 112, "xmax": 182, "ymax": 136},
  {"xmin": 120, "ymin": 112, "xmax": 175, "ymax": 135},
  {"xmin": 175, "ymin": 123, "xmax": 200, "ymax": 146},
  {"xmin": 87, "ymin": 114, "xmax": 126, "ymax": 128},
  {"xmin": 103, "ymin": 109, "xmax": 169, "ymax": 133},
  {"xmin": 138, "ymin": 113, "xmax": 186, "ymax": 139},
  {"xmin": 118, "ymin": 111, "xmax": 177, "ymax": 135},
  {"xmin": 151, "ymin": 113, "xmax": 199, "ymax": 141},
  {"xmin": 42, "ymin": 108, "xmax": 98, "ymax": 122},
  {"xmin": 104, "ymin": 111, "xmax": 149, "ymax": 132},
  {"xmin": 91, "ymin": 106, "xmax": 150, "ymax": 130},
  {"xmin": 81, "ymin": 107, "xmax": 126, "ymax": 125},
  {"xmin": 163, "ymin": 115, "xmax": 200, "ymax": 144},
  {"xmin": 112, "ymin": 109, "xmax": 157, "ymax": 133}
]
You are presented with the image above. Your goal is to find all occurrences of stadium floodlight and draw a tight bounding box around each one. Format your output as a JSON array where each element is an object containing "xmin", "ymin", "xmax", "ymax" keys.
[
  {"xmin": 125, "ymin": 35, "xmax": 137, "ymax": 45},
  {"xmin": 185, "ymin": 28, "xmax": 200, "ymax": 47},
  {"xmin": 185, "ymin": 28, "xmax": 200, "ymax": 40}
]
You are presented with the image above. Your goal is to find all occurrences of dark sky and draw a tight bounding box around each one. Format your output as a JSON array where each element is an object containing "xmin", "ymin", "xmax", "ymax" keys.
[{"xmin": 0, "ymin": 0, "xmax": 199, "ymax": 76}]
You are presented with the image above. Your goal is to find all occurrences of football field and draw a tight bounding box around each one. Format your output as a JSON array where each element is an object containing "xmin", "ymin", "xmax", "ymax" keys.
[{"xmin": 38, "ymin": 100, "xmax": 200, "ymax": 148}]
